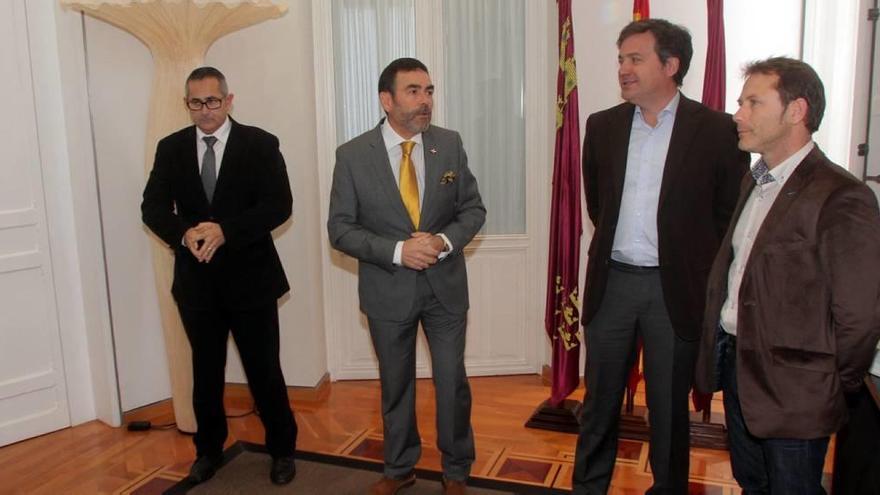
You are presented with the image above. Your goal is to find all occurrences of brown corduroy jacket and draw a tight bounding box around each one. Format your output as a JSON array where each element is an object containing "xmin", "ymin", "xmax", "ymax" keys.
[{"xmin": 695, "ymin": 146, "xmax": 880, "ymax": 439}]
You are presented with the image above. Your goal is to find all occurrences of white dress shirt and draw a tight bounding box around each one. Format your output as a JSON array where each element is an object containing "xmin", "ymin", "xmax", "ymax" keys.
[
  {"xmin": 871, "ymin": 345, "xmax": 880, "ymax": 378},
  {"xmin": 195, "ymin": 116, "xmax": 231, "ymax": 178},
  {"xmin": 720, "ymin": 141, "xmax": 815, "ymax": 335},
  {"xmin": 181, "ymin": 117, "xmax": 232, "ymax": 246},
  {"xmin": 380, "ymin": 121, "xmax": 451, "ymax": 265},
  {"xmin": 611, "ymin": 92, "xmax": 680, "ymax": 267}
]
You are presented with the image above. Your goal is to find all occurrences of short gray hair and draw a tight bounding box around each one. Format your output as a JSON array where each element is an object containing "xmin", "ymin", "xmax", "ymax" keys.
[{"xmin": 185, "ymin": 66, "xmax": 228, "ymax": 97}]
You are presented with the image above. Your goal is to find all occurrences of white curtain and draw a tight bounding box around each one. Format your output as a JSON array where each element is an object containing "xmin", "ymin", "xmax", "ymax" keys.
[
  {"xmin": 332, "ymin": 0, "xmax": 416, "ymax": 144},
  {"xmin": 443, "ymin": 0, "xmax": 525, "ymax": 234},
  {"xmin": 802, "ymin": 0, "xmax": 859, "ymax": 171},
  {"xmin": 331, "ymin": 0, "xmax": 526, "ymax": 234}
]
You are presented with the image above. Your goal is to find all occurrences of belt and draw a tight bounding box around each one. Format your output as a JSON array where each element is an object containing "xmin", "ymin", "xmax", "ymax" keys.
[{"xmin": 608, "ymin": 259, "xmax": 660, "ymax": 272}]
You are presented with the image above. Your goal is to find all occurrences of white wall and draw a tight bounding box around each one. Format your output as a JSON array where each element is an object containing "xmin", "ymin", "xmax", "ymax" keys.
[
  {"xmin": 83, "ymin": 1, "xmax": 327, "ymax": 411},
  {"xmin": 207, "ymin": 2, "xmax": 328, "ymax": 387},
  {"xmin": 83, "ymin": 15, "xmax": 169, "ymax": 413}
]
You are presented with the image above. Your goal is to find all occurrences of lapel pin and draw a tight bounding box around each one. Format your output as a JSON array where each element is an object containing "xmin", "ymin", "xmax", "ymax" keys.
[
  {"xmin": 440, "ymin": 170, "xmax": 457, "ymax": 185},
  {"xmin": 429, "ymin": 148, "xmax": 437, "ymax": 154}
]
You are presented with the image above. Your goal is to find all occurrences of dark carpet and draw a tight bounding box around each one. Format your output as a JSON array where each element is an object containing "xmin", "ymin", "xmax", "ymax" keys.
[{"xmin": 164, "ymin": 442, "xmax": 567, "ymax": 494}]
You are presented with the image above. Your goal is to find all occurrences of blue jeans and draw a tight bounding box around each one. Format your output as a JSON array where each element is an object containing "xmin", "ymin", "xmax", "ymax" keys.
[{"xmin": 718, "ymin": 331, "xmax": 829, "ymax": 495}]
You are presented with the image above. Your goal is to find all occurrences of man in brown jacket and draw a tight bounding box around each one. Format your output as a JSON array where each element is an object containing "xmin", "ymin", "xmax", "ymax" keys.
[{"xmin": 695, "ymin": 57, "xmax": 880, "ymax": 494}]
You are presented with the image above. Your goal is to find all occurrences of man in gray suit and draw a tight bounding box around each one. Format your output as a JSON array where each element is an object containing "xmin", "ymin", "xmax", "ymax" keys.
[{"xmin": 328, "ymin": 58, "xmax": 486, "ymax": 495}]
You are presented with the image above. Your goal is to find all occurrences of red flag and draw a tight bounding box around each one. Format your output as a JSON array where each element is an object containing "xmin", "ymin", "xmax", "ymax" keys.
[
  {"xmin": 545, "ymin": 0, "xmax": 582, "ymax": 408},
  {"xmin": 633, "ymin": 0, "xmax": 650, "ymax": 21},
  {"xmin": 693, "ymin": 0, "xmax": 727, "ymax": 414},
  {"xmin": 701, "ymin": 0, "xmax": 726, "ymax": 111}
]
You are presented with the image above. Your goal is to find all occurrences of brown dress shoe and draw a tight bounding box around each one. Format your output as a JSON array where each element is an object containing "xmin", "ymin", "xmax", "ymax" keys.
[
  {"xmin": 442, "ymin": 476, "xmax": 468, "ymax": 495},
  {"xmin": 367, "ymin": 472, "xmax": 416, "ymax": 495}
]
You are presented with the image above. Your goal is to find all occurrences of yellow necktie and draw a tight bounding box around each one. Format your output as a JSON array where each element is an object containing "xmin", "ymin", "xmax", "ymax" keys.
[{"xmin": 399, "ymin": 141, "xmax": 420, "ymax": 228}]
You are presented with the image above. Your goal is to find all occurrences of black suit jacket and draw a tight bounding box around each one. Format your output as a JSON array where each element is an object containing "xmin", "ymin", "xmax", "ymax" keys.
[
  {"xmin": 141, "ymin": 118, "xmax": 292, "ymax": 310},
  {"xmin": 582, "ymin": 95, "xmax": 749, "ymax": 340}
]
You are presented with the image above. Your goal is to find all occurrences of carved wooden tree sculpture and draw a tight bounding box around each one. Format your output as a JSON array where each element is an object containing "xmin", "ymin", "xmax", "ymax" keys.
[{"xmin": 62, "ymin": 0, "xmax": 288, "ymax": 432}]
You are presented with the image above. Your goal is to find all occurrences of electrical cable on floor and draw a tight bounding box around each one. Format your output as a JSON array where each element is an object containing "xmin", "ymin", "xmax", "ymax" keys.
[{"xmin": 126, "ymin": 408, "xmax": 255, "ymax": 431}]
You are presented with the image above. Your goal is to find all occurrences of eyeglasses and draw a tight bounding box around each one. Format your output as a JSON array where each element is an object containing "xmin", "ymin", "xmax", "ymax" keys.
[{"xmin": 186, "ymin": 97, "xmax": 224, "ymax": 111}]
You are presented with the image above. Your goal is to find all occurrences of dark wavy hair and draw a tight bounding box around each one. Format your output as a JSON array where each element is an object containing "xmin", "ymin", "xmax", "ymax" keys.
[
  {"xmin": 378, "ymin": 58, "xmax": 429, "ymax": 94},
  {"xmin": 743, "ymin": 57, "xmax": 826, "ymax": 133},
  {"xmin": 617, "ymin": 19, "xmax": 693, "ymax": 86}
]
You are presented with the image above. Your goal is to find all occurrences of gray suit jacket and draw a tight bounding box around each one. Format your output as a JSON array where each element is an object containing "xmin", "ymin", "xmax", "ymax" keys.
[{"xmin": 327, "ymin": 122, "xmax": 486, "ymax": 321}]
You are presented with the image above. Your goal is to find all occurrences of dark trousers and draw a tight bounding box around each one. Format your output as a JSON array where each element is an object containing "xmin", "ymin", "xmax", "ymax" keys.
[
  {"xmin": 178, "ymin": 300, "xmax": 297, "ymax": 459},
  {"xmin": 832, "ymin": 377, "xmax": 880, "ymax": 495},
  {"xmin": 719, "ymin": 331, "xmax": 829, "ymax": 495},
  {"xmin": 573, "ymin": 266, "xmax": 697, "ymax": 495},
  {"xmin": 367, "ymin": 274, "xmax": 475, "ymax": 481}
]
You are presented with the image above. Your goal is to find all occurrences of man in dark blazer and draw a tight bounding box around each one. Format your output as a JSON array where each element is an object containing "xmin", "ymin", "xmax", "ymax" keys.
[
  {"xmin": 328, "ymin": 58, "xmax": 485, "ymax": 495},
  {"xmin": 695, "ymin": 57, "xmax": 880, "ymax": 494},
  {"xmin": 572, "ymin": 20, "xmax": 748, "ymax": 494},
  {"xmin": 141, "ymin": 67, "xmax": 297, "ymax": 486}
]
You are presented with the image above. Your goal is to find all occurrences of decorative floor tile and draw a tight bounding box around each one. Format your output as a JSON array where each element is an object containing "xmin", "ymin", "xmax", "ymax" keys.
[
  {"xmin": 115, "ymin": 468, "xmax": 183, "ymax": 495},
  {"xmin": 347, "ymin": 437, "xmax": 385, "ymax": 461},
  {"xmin": 617, "ymin": 439, "xmax": 643, "ymax": 462},
  {"xmin": 687, "ymin": 481, "xmax": 727, "ymax": 494},
  {"xmin": 130, "ymin": 477, "xmax": 179, "ymax": 495},
  {"xmin": 495, "ymin": 457, "xmax": 553, "ymax": 484}
]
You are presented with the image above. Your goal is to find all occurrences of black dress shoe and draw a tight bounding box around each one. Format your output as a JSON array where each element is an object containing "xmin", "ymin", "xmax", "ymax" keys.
[
  {"xmin": 187, "ymin": 455, "xmax": 222, "ymax": 483},
  {"xmin": 270, "ymin": 456, "xmax": 296, "ymax": 485}
]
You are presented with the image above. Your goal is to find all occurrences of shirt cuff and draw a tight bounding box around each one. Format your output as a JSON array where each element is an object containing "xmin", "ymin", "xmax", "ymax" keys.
[
  {"xmin": 393, "ymin": 241, "xmax": 404, "ymax": 266},
  {"xmin": 437, "ymin": 233, "xmax": 453, "ymax": 260}
]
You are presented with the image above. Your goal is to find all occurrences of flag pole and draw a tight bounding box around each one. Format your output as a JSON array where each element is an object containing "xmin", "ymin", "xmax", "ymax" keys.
[{"xmin": 525, "ymin": 0, "xmax": 584, "ymax": 433}]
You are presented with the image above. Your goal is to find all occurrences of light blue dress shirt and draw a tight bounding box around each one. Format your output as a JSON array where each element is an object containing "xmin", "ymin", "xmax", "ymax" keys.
[{"xmin": 611, "ymin": 92, "xmax": 680, "ymax": 267}]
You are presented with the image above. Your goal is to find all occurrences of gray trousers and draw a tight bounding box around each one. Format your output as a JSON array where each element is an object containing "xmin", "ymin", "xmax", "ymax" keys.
[
  {"xmin": 572, "ymin": 265, "xmax": 697, "ymax": 494},
  {"xmin": 367, "ymin": 273, "xmax": 475, "ymax": 480}
]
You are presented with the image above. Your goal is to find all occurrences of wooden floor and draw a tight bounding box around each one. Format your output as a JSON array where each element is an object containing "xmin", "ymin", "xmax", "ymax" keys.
[{"xmin": 0, "ymin": 375, "xmax": 834, "ymax": 494}]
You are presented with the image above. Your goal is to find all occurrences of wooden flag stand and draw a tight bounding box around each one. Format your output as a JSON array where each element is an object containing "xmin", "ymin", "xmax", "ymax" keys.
[
  {"xmin": 525, "ymin": 399, "xmax": 583, "ymax": 434},
  {"xmin": 525, "ymin": 366, "xmax": 582, "ymax": 433},
  {"xmin": 618, "ymin": 386, "xmax": 728, "ymax": 450},
  {"xmin": 526, "ymin": 368, "xmax": 728, "ymax": 449}
]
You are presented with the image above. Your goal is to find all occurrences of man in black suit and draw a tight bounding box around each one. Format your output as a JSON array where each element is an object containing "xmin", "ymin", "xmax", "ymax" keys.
[
  {"xmin": 572, "ymin": 20, "xmax": 748, "ymax": 494},
  {"xmin": 141, "ymin": 67, "xmax": 297, "ymax": 486}
]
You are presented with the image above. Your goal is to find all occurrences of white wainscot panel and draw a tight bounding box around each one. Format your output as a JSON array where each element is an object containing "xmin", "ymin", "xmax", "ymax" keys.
[
  {"xmin": 0, "ymin": 267, "xmax": 57, "ymax": 388},
  {"xmin": 0, "ymin": 222, "xmax": 38, "ymax": 257},
  {"xmin": 461, "ymin": 239, "xmax": 532, "ymax": 376}
]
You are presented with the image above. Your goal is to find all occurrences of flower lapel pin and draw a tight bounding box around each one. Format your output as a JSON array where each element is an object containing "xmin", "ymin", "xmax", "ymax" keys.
[{"xmin": 440, "ymin": 170, "xmax": 457, "ymax": 185}]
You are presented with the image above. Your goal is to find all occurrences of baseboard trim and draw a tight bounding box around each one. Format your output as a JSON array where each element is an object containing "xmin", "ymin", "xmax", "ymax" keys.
[{"xmin": 122, "ymin": 373, "xmax": 332, "ymax": 423}]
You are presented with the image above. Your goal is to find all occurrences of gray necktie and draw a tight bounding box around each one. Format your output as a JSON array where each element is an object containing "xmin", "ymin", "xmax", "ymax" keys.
[
  {"xmin": 201, "ymin": 136, "xmax": 218, "ymax": 202},
  {"xmin": 750, "ymin": 159, "xmax": 775, "ymax": 186}
]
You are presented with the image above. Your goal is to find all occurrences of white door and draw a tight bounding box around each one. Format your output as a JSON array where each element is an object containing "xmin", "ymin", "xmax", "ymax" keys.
[{"xmin": 0, "ymin": 0, "xmax": 71, "ymax": 447}]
